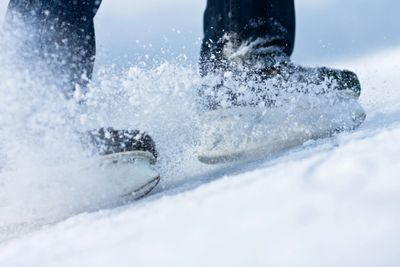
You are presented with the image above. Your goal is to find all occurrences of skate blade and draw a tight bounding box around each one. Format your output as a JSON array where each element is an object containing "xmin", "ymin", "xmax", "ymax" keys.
[
  {"xmin": 94, "ymin": 151, "xmax": 160, "ymax": 198},
  {"xmin": 128, "ymin": 175, "xmax": 160, "ymax": 200},
  {"xmin": 198, "ymin": 95, "xmax": 366, "ymax": 164}
]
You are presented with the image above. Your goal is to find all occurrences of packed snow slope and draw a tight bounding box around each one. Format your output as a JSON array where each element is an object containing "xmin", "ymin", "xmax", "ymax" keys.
[{"xmin": 0, "ymin": 46, "xmax": 399, "ymax": 266}]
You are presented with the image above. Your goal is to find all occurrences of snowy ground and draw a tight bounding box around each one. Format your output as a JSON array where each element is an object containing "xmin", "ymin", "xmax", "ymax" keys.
[
  {"xmin": 0, "ymin": 1, "xmax": 400, "ymax": 266},
  {"xmin": 0, "ymin": 47, "xmax": 399, "ymax": 266}
]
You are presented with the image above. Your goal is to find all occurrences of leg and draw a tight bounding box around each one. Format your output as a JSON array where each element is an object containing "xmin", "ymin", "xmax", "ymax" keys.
[
  {"xmin": 197, "ymin": 0, "xmax": 364, "ymax": 165},
  {"xmin": 200, "ymin": 0, "xmax": 295, "ymax": 75},
  {"xmin": 4, "ymin": 0, "xmax": 102, "ymax": 97},
  {"xmin": 4, "ymin": 1, "xmax": 161, "ymax": 196},
  {"xmin": 199, "ymin": 0, "xmax": 360, "ymax": 105}
]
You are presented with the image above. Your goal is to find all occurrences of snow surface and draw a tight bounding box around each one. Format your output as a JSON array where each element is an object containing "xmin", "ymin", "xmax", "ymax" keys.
[
  {"xmin": 0, "ymin": 1, "xmax": 400, "ymax": 266},
  {"xmin": 0, "ymin": 45, "xmax": 399, "ymax": 266}
]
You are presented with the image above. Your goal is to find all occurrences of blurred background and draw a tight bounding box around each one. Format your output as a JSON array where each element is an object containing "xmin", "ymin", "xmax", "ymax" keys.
[{"xmin": 1, "ymin": 0, "xmax": 399, "ymax": 66}]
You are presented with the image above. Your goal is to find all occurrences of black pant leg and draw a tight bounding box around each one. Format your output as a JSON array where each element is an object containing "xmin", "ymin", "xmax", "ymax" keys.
[
  {"xmin": 200, "ymin": 0, "xmax": 295, "ymax": 75},
  {"xmin": 4, "ymin": 0, "xmax": 102, "ymax": 97}
]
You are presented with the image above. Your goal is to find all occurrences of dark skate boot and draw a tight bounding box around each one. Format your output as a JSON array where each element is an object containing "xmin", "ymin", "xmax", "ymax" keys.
[
  {"xmin": 199, "ymin": 53, "xmax": 362, "ymax": 109},
  {"xmin": 87, "ymin": 127, "xmax": 158, "ymax": 162}
]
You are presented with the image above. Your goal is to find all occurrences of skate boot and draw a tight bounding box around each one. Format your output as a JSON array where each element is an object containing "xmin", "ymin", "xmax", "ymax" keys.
[
  {"xmin": 87, "ymin": 127, "xmax": 158, "ymax": 161},
  {"xmin": 197, "ymin": 54, "xmax": 366, "ymax": 164},
  {"xmin": 85, "ymin": 127, "xmax": 160, "ymax": 199},
  {"xmin": 199, "ymin": 54, "xmax": 362, "ymax": 109}
]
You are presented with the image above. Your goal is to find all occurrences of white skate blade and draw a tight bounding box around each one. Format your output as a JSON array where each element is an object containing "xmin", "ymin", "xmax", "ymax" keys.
[
  {"xmin": 198, "ymin": 94, "xmax": 366, "ymax": 164},
  {"xmin": 0, "ymin": 151, "xmax": 160, "ymax": 231},
  {"xmin": 93, "ymin": 151, "xmax": 160, "ymax": 198}
]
